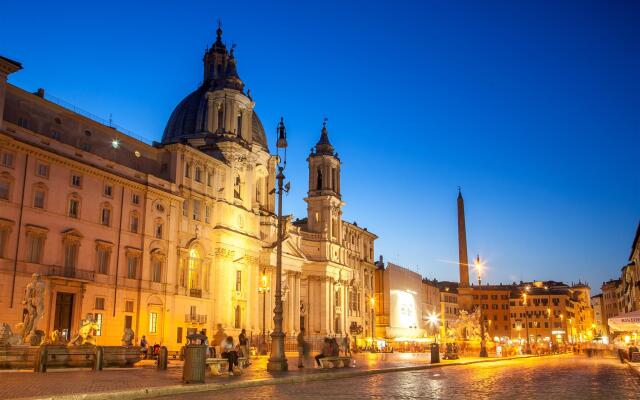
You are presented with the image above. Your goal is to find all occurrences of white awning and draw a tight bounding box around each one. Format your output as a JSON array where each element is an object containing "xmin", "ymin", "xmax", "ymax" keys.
[{"xmin": 608, "ymin": 311, "xmax": 640, "ymax": 332}]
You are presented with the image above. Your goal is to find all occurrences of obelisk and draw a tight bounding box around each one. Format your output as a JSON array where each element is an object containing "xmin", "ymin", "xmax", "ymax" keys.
[{"xmin": 457, "ymin": 188, "xmax": 470, "ymax": 287}]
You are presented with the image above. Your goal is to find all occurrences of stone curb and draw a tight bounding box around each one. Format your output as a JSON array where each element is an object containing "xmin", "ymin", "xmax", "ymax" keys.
[{"xmin": 18, "ymin": 354, "xmax": 544, "ymax": 400}]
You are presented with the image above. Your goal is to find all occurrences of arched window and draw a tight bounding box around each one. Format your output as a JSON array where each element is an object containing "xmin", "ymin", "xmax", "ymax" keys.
[
  {"xmin": 233, "ymin": 174, "xmax": 242, "ymax": 200},
  {"xmin": 236, "ymin": 112, "xmax": 242, "ymax": 136},
  {"xmin": 194, "ymin": 166, "xmax": 202, "ymax": 182},
  {"xmin": 316, "ymin": 169, "xmax": 323, "ymax": 190},
  {"xmin": 217, "ymin": 105, "xmax": 224, "ymax": 130},
  {"xmin": 255, "ymin": 177, "xmax": 263, "ymax": 205},
  {"xmin": 188, "ymin": 248, "xmax": 202, "ymax": 291},
  {"xmin": 151, "ymin": 252, "xmax": 164, "ymax": 283}
]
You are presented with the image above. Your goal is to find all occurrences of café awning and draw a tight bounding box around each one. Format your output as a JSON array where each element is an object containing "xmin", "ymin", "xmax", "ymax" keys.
[{"xmin": 608, "ymin": 310, "xmax": 640, "ymax": 332}]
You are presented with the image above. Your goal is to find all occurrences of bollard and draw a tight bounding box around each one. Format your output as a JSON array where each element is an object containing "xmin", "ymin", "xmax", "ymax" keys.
[
  {"xmin": 94, "ymin": 346, "xmax": 104, "ymax": 371},
  {"xmin": 157, "ymin": 346, "xmax": 168, "ymax": 370},
  {"xmin": 35, "ymin": 345, "xmax": 48, "ymax": 373}
]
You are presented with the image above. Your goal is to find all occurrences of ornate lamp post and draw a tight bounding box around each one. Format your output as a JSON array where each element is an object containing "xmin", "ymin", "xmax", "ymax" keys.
[
  {"xmin": 267, "ymin": 117, "xmax": 289, "ymax": 371},
  {"xmin": 258, "ymin": 270, "xmax": 270, "ymax": 355},
  {"xmin": 475, "ymin": 255, "xmax": 488, "ymax": 357}
]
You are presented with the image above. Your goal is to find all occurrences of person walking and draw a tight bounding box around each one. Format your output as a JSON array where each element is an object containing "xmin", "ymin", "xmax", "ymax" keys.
[
  {"xmin": 221, "ymin": 336, "xmax": 240, "ymax": 376},
  {"xmin": 238, "ymin": 329, "xmax": 250, "ymax": 366},
  {"xmin": 342, "ymin": 333, "xmax": 351, "ymax": 356},
  {"xmin": 297, "ymin": 328, "xmax": 307, "ymax": 368}
]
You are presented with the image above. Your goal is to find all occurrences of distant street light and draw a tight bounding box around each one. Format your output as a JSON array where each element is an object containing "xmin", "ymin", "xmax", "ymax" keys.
[{"xmin": 475, "ymin": 255, "xmax": 488, "ymax": 357}]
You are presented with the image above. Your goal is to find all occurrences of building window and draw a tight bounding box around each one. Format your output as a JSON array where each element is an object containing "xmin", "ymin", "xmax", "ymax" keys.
[
  {"xmin": 63, "ymin": 240, "xmax": 80, "ymax": 269},
  {"xmin": 151, "ymin": 258, "xmax": 162, "ymax": 283},
  {"xmin": 103, "ymin": 183, "xmax": 113, "ymax": 198},
  {"xmin": 0, "ymin": 225, "xmax": 11, "ymax": 258},
  {"xmin": 130, "ymin": 213, "xmax": 139, "ymax": 233},
  {"xmin": 233, "ymin": 175, "xmax": 242, "ymax": 200},
  {"xmin": 33, "ymin": 187, "xmax": 46, "ymax": 209},
  {"xmin": 177, "ymin": 327, "xmax": 183, "ymax": 344},
  {"xmin": 184, "ymin": 163, "xmax": 191, "ymax": 178},
  {"xmin": 95, "ymin": 313, "xmax": 103, "ymax": 336},
  {"xmin": 192, "ymin": 199, "xmax": 201, "ymax": 220},
  {"xmin": 125, "ymin": 300, "xmax": 135, "ymax": 313},
  {"xmin": 95, "ymin": 297, "xmax": 105, "ymax": 310},
  {"xmin": 68, "ymin": 197, "xmax": 80, "ymax": 218},
  {"xmin": 182, "ymin": 200, "xmax": 188, "ymax": 217},
  {"xmin": 194, "ymin": 167, "xmax": 202, "ymax": 182},
  {"xmin": 96, "ymin": 245, "xmax": 111, "ymax": 275},
  {"xmin": 234, "ymin": 305, "xmax": 241, "ymax": 329},
  {"xmin": 0, "ymin": 180, "xmax": 10, "ymax": 200},
  {"xmin": 155, "ymin": 221, "xmax": 163, "ymax": 239},
  {"xmin": 127, "ymin": 254, "xmax": 139, "ymax": 279},
  {"xmin": 101, "ymin": 205, "xmax": 111, "ymax": 226},
  {"xmin": 70, "ymin": 173, "xmax": 82, "ymax": 187},
  {"xmin": 205, "ymin": 205, "xmax": 211, "ymax": 223},
  {"xmin": 132, "ymin": 193, "xmax": 140, "ymax": 205},
  {"xmin": 236, "ymin": 112, "xmax": 242, "ymax": 136},
  {"xmin": 207, "ymin": 170, "xmax": 213, "ymax": 187},
  {"xmin": 235, "ymin": 270, "xmax": 242, "ymax": 292},
  {"xmin": 35, "ymin": 162, "xmax": 49, "ymax": 178},
  {"xmin": 25, "ymin": 230, "xmax": 46, "ymax": 263},
  {"xmin": 149, "ymin": 312, "xmax": 158, "ymax": 333},
  {"xmin": 18, "ymin": 117, "xmax": 29, "ymax": 128},
  {"xmin": 125, "ymin": 315, "xmax": 133, "ymax": 329},
  {"xmin": 1, "ymin": 151, "xmax": 15, "ymax": 168}
]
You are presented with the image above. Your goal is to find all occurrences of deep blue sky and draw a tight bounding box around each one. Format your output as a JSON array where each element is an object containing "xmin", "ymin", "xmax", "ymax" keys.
[{"xmin": 2, "ymin": 1, "xmax": 638, "ymax": 292}]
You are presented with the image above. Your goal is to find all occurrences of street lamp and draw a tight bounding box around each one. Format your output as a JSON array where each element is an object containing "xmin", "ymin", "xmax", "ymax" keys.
[
  {"xmin": 474, "ymin": 254, "xmax": 488, "ymax": 357},
  {"xmin": 370, "ymin": 296, "xmax": 375, "ymax": 341},
  {"xmin": 258, "ymin": 270, "xmax": 270, "ymax": 355},
  {"xmin": 522, "ymin": 290, "xmax": 531, "ymax": 354},
  {"xmin": 267, "ymin": 117, "xmax": 290, "ymax": 371}
]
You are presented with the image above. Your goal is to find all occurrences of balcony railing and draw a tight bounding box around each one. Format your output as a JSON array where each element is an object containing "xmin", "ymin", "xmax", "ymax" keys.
[
  {"xmin": 44, "ymin": 265, "xmax": 94, "ymax": 281},
  {"xmin": 189, "ymin": 288, "xmax": 202, "ymax": 298},
  {"xmin": 184, "ymin": 314, "xmax": 207, "ymax": 324}
]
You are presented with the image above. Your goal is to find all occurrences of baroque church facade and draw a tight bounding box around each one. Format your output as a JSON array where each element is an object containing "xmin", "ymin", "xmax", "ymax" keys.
[{"xmin": 0, "ymin": 28, "xmax": 376, "ymax": 350}]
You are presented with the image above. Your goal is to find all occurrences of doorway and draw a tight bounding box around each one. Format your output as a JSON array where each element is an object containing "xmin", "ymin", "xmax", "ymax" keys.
[{"xmin": 54, "ymin": 292, "xmax": 74, "ymax": 340}]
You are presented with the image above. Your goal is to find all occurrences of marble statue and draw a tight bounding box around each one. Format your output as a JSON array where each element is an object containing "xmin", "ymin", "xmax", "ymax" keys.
[
  {"xmin": 121, "ymin": 328, "xmax": 135, "ymax": 346},
  {"xmin": 69, "ymin": 314, "xmax": 98, "ymax": 346},
  {"xmin": 19, "ymin": 273, "xmax": 46, "ymax": 343}
]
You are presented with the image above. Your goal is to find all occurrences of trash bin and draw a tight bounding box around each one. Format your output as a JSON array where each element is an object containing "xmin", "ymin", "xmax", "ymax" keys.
[
  {"xmin": 430, "ymin": 342, "xmax": 440, "ymax": 364},
  {"xmin": 157, "ymin": 346, "xmax": 168, "ymax": 370},
  {"xmin": 182, "ymin": 340, "xmax": 208, "ymax": 383}
]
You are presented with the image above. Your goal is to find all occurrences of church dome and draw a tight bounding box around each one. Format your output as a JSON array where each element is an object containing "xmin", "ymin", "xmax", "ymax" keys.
[{"xmin": 160, "ymin": 26, "xmax": 269, "ymax": 151}]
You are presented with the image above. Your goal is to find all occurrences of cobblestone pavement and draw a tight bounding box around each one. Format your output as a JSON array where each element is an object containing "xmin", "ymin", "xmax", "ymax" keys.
[
  {"xmin": 156, "ymin": 356, "xmax": 640, "ymax": 400},
  {"xmin": 0, "ymin": 352, "xmax": 487, "ymax": 399}
]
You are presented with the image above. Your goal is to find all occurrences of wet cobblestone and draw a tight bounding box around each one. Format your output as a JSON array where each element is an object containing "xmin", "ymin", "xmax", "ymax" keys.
[{"xmin": 162, "ymin": 356, "xmax": 640, "ymax": 400}]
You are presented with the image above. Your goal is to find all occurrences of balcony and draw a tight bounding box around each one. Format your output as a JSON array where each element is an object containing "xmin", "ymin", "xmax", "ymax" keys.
[
  {"xmin": 184, "ymin": 314, "xmax": 207, "ymax": 324},
  {"xmin": 189, "ymin": 288, "xmax": 202, "ymax": 298},
  {"xmin": 44, "ymin": 265, "xmax": 94, "ymax": 281}
]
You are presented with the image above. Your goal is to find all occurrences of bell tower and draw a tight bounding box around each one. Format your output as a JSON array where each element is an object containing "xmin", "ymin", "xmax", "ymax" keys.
[{"xmin": 305, "ymin": 120, "xmax": 343, "ymax": 240}]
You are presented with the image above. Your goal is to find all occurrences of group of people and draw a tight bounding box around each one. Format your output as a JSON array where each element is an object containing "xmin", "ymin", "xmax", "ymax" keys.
[
  {"xmin": 296, "ymin": 329, "xmax": 352, "ymax": 368},
  {"xmin": 139, "ymin": 336, "xmax": 161, "ymax": 359}
]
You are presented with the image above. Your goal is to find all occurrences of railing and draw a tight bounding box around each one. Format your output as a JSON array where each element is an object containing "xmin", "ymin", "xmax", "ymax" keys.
[
  {"xmin": 189, "ymin": 288, "xmax": 202, "ymax": 298},
  {"xmin": 44, "ymin": 93, "xmax": 153, "ymax": 144},
  {"xmin": 44, "ymin": 265, "xmax": 94, "ymax": 281},
  {"xmin": 184, "ymin": 314, "xmax": 207, "ymax": 324}
]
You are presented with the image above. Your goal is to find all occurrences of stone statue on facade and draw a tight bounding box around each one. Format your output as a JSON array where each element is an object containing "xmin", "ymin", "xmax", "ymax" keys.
[
  {"xmin": 69, "ymin": 314, "xmax": 98, "ymax": 346},
  {"xmin": 121, "ymin": 328, "xmax": 135, "ymax": 346},
  {"xmin": 451, "ymin": 308, "xmax": 483, "ymax": 341},
  {"xmin": 0, "ymin": 323, "xmax": 23, "ymax": 346},
  {"xmin": 19, "ymin": 273, "xmax": 46, "ymax": 343}
]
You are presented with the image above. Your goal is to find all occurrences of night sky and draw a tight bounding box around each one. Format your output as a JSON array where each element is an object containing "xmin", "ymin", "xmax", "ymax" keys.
[{"xmin": 2, "ymin": 1, "xmax": 638, "ymax": 292}]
